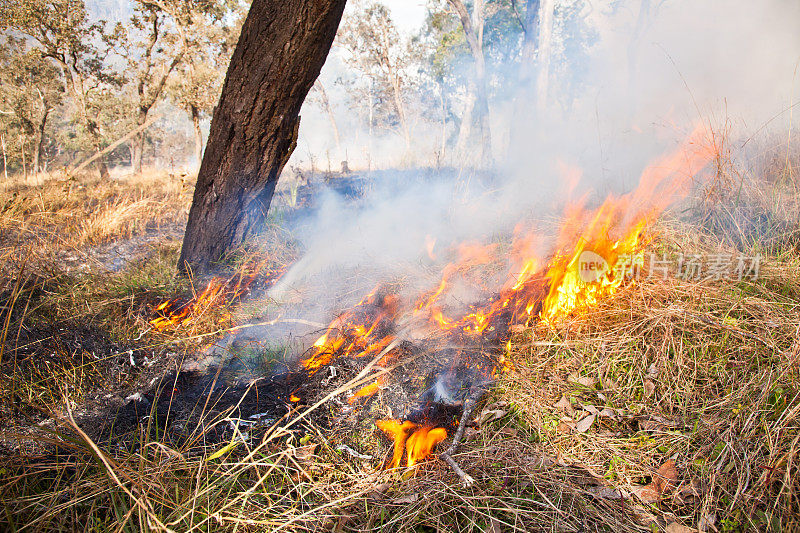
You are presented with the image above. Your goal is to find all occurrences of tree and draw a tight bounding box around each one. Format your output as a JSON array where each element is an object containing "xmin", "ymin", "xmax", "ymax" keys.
[
  {"xmin": 2, "ymin": 0, "xmax": 121, "ymax": 179},
  {"xmin": 339, "ymin": 2, "xmax": 414, "ymax": 151},
  {"xmin": 445, "ymin": 0, "xmax": 492, "ymax": 165},
  {"xmin": 167, "ymin": 2, "xmax": 243, "ymax": 168},
  {"xmin": 178, "ymin": 0, "xmax": 347, "ymax": 274},
  {"xmin": 0, "ymin": 36, "xmax": 63, "ymax": 175},
  {"xmin": 113, "ymin": 0, "xmax": 188, "ymax": 174}
]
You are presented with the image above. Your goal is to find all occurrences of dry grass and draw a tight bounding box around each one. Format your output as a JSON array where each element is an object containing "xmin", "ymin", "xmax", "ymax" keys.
[
  {"xmin": 0, "ymin": 169, "xmax": 193, "ymax": 275},
  {"xmin": 0, "ymin": 133, "xmax": 799, "ymax": 531}
]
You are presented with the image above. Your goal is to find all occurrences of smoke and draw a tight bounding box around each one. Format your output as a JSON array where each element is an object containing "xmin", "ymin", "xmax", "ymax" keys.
[{"xmin": 262, "ymin": 0, "xmax": 799, "ymax": 351}]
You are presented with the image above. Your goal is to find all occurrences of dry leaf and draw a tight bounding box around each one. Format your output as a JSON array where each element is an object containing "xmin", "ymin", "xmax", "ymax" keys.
[
  {"xmin": 489, "ymin": 517, "xmax": 502, "ymax": 533},
  {"xmin": 554, "ymin": 395, "xmax": 574, "ymax": 414},
  {"xmin": 499, "ymin": 427, "xmax": 518, "ymax": 437},
  {"xmin": 556, "ymin": 421, "xmax": 574, "ymax": 434},
  {"xmin": 392, "ymin": 493, "xmax": 419, "ymax": 504},
  {"xmin": 630, "ymin": 484, "xmax": 660, "ymax": 503},
  {"xmin": 568, "ymin": 373, "xmax": 595, "ymax": 388},
  {"xmin": 588, "ymin": 486, "xmax": 629, "ymax": 500},
  {"xmin": 574, "ymin": 413, "xmax": 596, "ymax": 433},
  {"xmin": 509, "ymin": 324, "xmax": 526, "ymax": 333},
  {"xmin": 644, "ymin": 379, "xmax": 656, "ymax": 397},
  {"xmin": 292, "ymin": 444, "xmax": 318, "ymax": 462},
  {"xmin": 652, "ymin": 459, "xmax": 679, "ymax": 494},
  {"xmin": 479, "ymin": 409, "xmax": 507, "ymax": 425},
  {"xmin": 698, "ymin": 513, "xmax": 717, "ymax": 532}
]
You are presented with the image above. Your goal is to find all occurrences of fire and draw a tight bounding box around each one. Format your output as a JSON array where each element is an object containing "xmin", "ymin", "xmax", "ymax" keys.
[
  {"xmin": 286, "ymin": 127, "xmax": 714, "ymax": 474},
  {"xmin": 376, "ymin": 420, "xmax": 447, "ymax": 469},
  {"xmin": 150, "ymin": 263, "xmax": 286, "ymax": 331},
  {"xmin": 301, "ymin": 289, "xmax": 399, "ymax": 373},
  {"xmin": 540, "ymin": 124, "xmax": 716, "ymax": 321},
  {"xmin": 150, "ymin": 277, "xmax": 228, "ymax": 330},
  {"xmin": 348, "ymin": 381, "xmax": 380, "ymax": 404}
]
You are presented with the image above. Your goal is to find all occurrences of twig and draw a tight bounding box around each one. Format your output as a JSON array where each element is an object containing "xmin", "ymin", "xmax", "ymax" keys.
[{"xmin": 440, "ymin": 379, "xmax": 494, "ymax": 487}]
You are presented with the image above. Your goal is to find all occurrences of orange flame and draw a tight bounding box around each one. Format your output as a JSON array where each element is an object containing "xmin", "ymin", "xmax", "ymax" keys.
[
  {"xmin": 348, "ymin": 381, "xmax": 380, "ymax": 404},
  {"xmin": 150, "ymin": 264, "xmax": 286, "ymax": 331},
  {"xmin": 301, "ymin": 289, "xmax": 399, "ymax": 373},
  {"xmin": 376, "ymin": 420, "xmax": 447, "ymax": 469}
]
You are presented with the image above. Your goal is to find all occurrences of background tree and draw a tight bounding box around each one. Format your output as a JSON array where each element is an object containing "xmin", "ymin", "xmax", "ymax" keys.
[
  {"xmin": 2, "ymin": 0, "xmax": 121, "ymax": 179},
  {"xmin": 167, "ymin": 2, "xmax": 243, "ymax": 168},
  {"xmin": 0, "ymin": 36, "xmax": 63, "ymax": 176},
  {"xmin": 339, "ymin": 2, "xmax": 414, "ymax": 151}
]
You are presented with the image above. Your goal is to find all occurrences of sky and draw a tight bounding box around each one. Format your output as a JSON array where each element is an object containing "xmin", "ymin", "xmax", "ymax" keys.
[{"xmin": 382, "ymin": 0, "xmax": 428, "ymax": 34}]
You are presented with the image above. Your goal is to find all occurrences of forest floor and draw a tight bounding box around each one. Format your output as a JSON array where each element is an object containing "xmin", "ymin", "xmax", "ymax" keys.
[{"xmin": 0, "ymin": 150, "xmax": 799, "ymax": 532}]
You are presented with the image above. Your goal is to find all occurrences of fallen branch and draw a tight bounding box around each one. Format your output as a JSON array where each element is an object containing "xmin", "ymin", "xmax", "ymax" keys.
[{"xmin": 68, "ymin": 117, "xmax": 158, "ymax": 177}]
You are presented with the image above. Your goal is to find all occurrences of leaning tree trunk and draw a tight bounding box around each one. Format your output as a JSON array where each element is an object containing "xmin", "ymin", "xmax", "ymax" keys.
[{"xmin": 179, "ymin": 0, "xmax": 347, "ymax": 274}]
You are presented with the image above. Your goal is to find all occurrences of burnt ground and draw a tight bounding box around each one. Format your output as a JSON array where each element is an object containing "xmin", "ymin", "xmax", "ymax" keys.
[{"xmin": 0, "ymin": 168, "xmax": 489, "ymax": 460}]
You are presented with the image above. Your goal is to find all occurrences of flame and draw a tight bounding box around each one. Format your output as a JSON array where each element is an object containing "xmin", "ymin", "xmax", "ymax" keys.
[
  {"xmin": 348, "ymin": 381, "xmax": 380, "ymax": 404},
  {"xmin": 406, "ymin": 426, "xmax": 447, "ymax": 467},
  {"xmin": 301, "ymin": 288, "xmax": 399, "ymax": 373},
  {"xmin": 376, "ymin": 420, "xmax": 447, "ymax": 469},
  {"xmin": 150, "ymin": 264, "xmax": 286, "ymax": 331},
  {"xmin": 292, "ymin": 127, "xmax": 714, "ymax": 467},
  {"xmin": 540, "ymin": 124, "xmax": 715, "ymax": 321},
  {"xmin": 289, "ymin": 392, "xmax": 301, "ymax": 402}
]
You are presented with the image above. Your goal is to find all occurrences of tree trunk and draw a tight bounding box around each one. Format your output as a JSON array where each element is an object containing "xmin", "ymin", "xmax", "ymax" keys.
[
  {"xmin": 21, "ymin": 136, "xmax": 27, "ymax": 179},
  {"xmin": 447, "ymin": 0, "xmax": 492, "ymax": 166},
  {"xmin": 316, "ymin": 81, "xmax": 342, "ymax": 158},
  {"xmin": 179, "ymin": 0, "xmax": 347, "ymax": 274},
  {"xmin": 132, "ymin": 108, "xmax": 148, "ymax": 174},
  {"xmin": 33, "ymin": 107, "xmax": 50, "ymax": 175},
  {"xmin": 1, "ymin": 133, "xmax": 7, "ymax": 180},
  {"xmin": 190, "ymin": 104, "xmax": 204, "ymax": 168},
  {"xmin": 536, "ymin": 0, "xmax": 554, "ymax": 111}
]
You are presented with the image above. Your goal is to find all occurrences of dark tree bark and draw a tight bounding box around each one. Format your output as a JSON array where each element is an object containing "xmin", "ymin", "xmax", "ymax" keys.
[{"xmin": 179, "ymin": 0, "xmax": 347, "ymax": 274}]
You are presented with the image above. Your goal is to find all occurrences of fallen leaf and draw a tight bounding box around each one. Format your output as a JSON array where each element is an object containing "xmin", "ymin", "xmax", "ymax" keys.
[
  {"xmin": 599, "ymin": 407, "xmax": 618, "ymax": 418},
  {"xmin": 588, "ymin": 486, "xmax": 629, "ymax": 500},
  {"xmin": 568, "ymin": 373, "xmax": 596, "ymax": 388},
  {"xmin": 555, "ymin": 395, "xmax": 574, "ymax": 414},
  {"xmin": 574, "ymin": 413, "xmax": 596, "ymax": 433},
  {"xmin": 488, "ymin": 517, "xmax": 502, "ymax": 533},
  {"xmin": 644, "ymin": 379, "xmax": 656, "ymax": 397},
  {"xmin": 652, "ymin": 459, "xmax": 679, "ymax": 494},
  {"xmin": 665, "ymin": 522, "xmax": 697, "ymax": 533},
  {"xmin": 479, "ymin": 409, "xmax": 507, "ymax": 425},
  {"xmin": 292, "ymin": 444, "xmax": 319, "ymax": 462},
  {"xmin": 646, "ymin": 363, "xmax": 659, "ymax": 378},
  {"xmin": 630, "ymin": 484, "xmax": 660, "ymax": 503},
  {"xmin": 499, "ymin": 427, "xmax": 518, "ymax": 437},
  {"xmin": 392, "ymin": 493, "xmax": 419, "ymax": 504},
  {"xmin": 556, "ymin": 421, "xmax": 574, "ymax": 434},
  {"xmin": 509, "ymin": 324, "xmax": 526, "ymax": 333}
]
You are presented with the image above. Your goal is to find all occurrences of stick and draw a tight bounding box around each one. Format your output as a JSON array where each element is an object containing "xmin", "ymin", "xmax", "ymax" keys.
[
  {"xmin": 440, "ymin": 379, "xmax": 494, "ymax": 487},
  {"xmin": 68, "ymin": 118, "xmax": 157, "ymax": 176}
]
